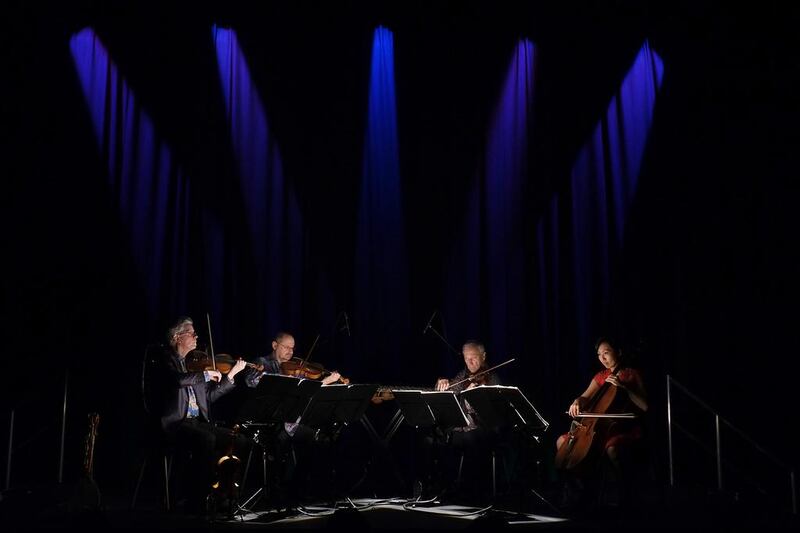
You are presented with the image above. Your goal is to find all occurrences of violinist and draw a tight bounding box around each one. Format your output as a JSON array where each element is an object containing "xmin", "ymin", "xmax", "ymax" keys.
[
  {"xmin": 246, "ymin": 331, "xmax": 341, "ymax": 509},
  {"xmin": 247, "ymin": 332, "xmax": 343, "ymax": 386},
  {"xmin": 556, "ymin": 337, "xmax": 648, "ymax": 509},
  {"xmin": 432, "ymin": 340, "xmax": 501, "ymax": 503},
  {"xmin": 157, "ymin": 316, "xmax": 248, "ymax": 514},
  {"xmin": 435, "ymin": 340, "xmax": 500, "ymax": 393}
]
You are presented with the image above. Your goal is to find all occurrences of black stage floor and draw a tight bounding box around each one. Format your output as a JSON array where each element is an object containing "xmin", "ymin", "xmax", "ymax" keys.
[{"xmin": 2, "ymin": 489, "xmax": 797, "ymax": 532}]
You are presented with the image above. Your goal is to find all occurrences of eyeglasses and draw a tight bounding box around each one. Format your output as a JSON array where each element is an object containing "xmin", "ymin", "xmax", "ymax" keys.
[
  {"xmin": 275, "ymin": 342, "xmax": 294, "ymax": 351},
  {"xmin": 178, "ymin": 331, "xmax": 198, "ymax": 338}
]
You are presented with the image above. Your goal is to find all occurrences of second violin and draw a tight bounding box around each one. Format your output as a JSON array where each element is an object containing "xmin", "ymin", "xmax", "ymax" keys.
[
  {"xmin": 270, "ymin": 332, "xmax": 349, "ymax": 385},
  {"xmin": 280, "ymin": 357, "xmax": 349, "ymax": 384}
]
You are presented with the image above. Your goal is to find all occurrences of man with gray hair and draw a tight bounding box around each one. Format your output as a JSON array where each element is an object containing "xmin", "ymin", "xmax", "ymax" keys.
[
  {"xmin": 158, "ymin": 316, "xmax": 247, "ymax": 513},
  {"xmin": 432, "ymin": 339, "xmax": 502, "ymax": 504}
]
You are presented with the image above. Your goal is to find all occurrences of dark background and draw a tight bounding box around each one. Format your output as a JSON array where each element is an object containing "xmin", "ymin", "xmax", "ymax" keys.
[{"xmin": 2, "ymin": 0, "xmax": 798, "ymax": 505}]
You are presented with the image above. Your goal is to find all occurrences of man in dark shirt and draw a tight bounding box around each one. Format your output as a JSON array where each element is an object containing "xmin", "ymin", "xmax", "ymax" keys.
[
  {"xmin": 432, "ymin": 340, "xmax": 502, "ymax": 503},
  {"xmin": 245, "ymin": 331, "xmax": 340, "ymax": 508},
  {"xmin": 158, "ymin": 316, "xmax": 247, "ymax": 512}
]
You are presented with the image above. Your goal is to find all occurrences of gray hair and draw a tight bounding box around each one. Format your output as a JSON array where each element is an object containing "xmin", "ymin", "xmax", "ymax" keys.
[
  {"xmin": 273, "ymin": 331, "xmax": 293, "ymax": 343},
  {"xmin": 462, "ymin": 340, "xmax": 486, "ymax": 355},
  {"xmin": 167, "ymin": 316, "xmax": 194, "ymax": 348}
]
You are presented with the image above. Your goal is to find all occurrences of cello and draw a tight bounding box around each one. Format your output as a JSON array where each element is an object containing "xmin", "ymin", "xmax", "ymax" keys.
[{"xmin": 554, "ymin": 366, "xmax": 637, "ymax": 470}]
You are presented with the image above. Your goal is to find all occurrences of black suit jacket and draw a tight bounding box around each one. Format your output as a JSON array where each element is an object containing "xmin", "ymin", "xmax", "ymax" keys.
[{"xmin": 158, "ymin": 349, "xmax": 236, "ymax": 435}]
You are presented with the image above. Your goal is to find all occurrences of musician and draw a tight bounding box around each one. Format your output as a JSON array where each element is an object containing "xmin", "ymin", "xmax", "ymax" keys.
[
  {"xmin": 247, "ymin": 331, "xmax": 342, "ymax": 385},
  {"xmin": 432, "ymin": 340, "xmax": 501, "ymax": 502},
  {"xmin": 435, "ymin": 340, "xmax": 500, "ymax": 393},
  {"xmin": 157, "ymin": 316, "xmax": 248, "ymax": 513},
  {"xmin": 246, "ymin": 331, "xmax": 341, "ymax": 509},
  {"xmin": 556, "ymin": 336, "xmax": 648, "ymax": 509}
]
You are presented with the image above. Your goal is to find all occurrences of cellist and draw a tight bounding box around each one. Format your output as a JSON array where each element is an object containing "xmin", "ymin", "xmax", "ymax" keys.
[{"xmin": 556, "ymin": 336, "xmax": 648, "ymax": 509}]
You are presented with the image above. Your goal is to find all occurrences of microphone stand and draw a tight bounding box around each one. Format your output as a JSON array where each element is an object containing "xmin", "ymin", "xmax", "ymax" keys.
[{"xmin": 423, "ymin": 310, "xmax": 461, "ymax": 358}]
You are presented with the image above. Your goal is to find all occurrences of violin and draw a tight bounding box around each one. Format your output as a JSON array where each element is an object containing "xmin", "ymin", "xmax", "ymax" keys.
[
  {"xmin": 185, "ymin": 350, "xmax": 262, "ymax": 375},
  {"xmin": 446, "ymin": 358, "xmax": 516, "ymax": 390},
  {"xmin": 466, "ymin": 371, "xmax": 489, "ymax": 386},
  {"xmin": 277, "ymin": 334, "xmax": 349, "ymax": 384},
  {"xmin": 280, "ymin": 357, "xmax": 350, "ymax": 384}
]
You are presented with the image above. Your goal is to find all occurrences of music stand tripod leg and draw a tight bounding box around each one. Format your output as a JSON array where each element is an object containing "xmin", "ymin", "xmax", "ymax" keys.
[{"xmin": 238, "ymin": 438, "xmax": 270, "ymax": 514}]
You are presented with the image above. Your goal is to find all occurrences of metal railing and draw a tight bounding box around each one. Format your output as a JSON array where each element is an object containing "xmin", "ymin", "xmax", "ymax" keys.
[{"xmin": 667, "ymin": 374, "xmax": 796, "ymax": 514}]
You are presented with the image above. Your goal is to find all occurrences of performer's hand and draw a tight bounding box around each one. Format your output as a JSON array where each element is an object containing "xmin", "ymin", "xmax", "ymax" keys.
[
  {"xmin": 605, "ymin": 375, "xmax": 624, "ymax": 389},
  {"xmin": 569, "ymin": 398, "xmax": 582, "ymax": 417},
  {"xmin": 207, "ymin": 370, "xmax": 222, "ymax": 382},
  {"xmin": 228, "ymin": 359, "xmax": 247, "ymax": 379},
  {"xmin": 322, "ymin": 371, "xmax": 341, "ymax": 385},
  {"xmin": 465, "ymin": 382, "xmax": 477, "ymax": 390},
  {"xmin": 254, "ymin": 363, "xmax": 265, "ymax": 373},
  {"xmin": 435, "ymin": 378, "xmax": 449, "ymax": 391}
]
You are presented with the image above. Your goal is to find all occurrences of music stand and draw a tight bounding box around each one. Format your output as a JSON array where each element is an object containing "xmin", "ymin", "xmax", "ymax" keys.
[
  {"xmin": 391, "ymin": 390, "xmax": 434, "ymax": 428},
  {"xmin": 422, "ymin": 391, "xmax": 472, "ymax": 430},
  {"xmin": 289, "ymin": 384, "xmax": 379, "ymax": 505},
  {"xmin": 459, "ymin": 385, "xmax": 558, "ymax": 515},
  {"xmin": 236, "ymin": 375, "xmax": 323, "ymax": 514},
  {"xmin": 238, "ymin": 373, "xmax": 322, "ymax": 425},
  {"xmin": 390, "ymin": 390, "xmax": 471, "ymax": 501},
  {"xmin": 300, "ymin": 384, "xmax": 379, "ymax": 429},
  {"xmin": 459, "ymin": 385, "xmax": 549, "ymax": 433},
  {"xmin": 391, "ymin": 390, "xmax": 471, "ymax": 430}
]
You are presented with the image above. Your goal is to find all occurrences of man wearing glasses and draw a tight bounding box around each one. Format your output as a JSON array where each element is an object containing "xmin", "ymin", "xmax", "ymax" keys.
[
  {"xmin": 248, "ymin": 331, "xmax": 342, "ymax": 385},
  {"xmin": 159, "ymin": 316, "xmax": 247, "ymax": 513},
  {"xmin": 250, "ymin": 331, "xmax": 296, "ymax": 375},
  {"xmin": 246, "ymin": 331, "xmax": 338, "ymax": 510}
]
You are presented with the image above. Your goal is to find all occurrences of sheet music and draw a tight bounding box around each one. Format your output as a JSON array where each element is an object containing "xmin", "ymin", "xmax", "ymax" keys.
[{"xmin": 460, "ymin": 385, "xmax": 549, "ymax": 431}]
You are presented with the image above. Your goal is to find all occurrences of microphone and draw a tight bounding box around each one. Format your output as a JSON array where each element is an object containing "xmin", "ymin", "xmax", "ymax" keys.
[
  {"xmin": 343, "ymin": 312, "xmax": 351, "ymax": 337},
  {"xmin": 423, "ymin": 310, "xmax": 437, "ymax": 335}
]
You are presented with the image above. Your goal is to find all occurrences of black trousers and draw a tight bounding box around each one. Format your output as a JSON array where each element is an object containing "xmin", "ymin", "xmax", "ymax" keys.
[{"xmin": 172, "ymin": 418, "xmax": 249, "ymax": 505}]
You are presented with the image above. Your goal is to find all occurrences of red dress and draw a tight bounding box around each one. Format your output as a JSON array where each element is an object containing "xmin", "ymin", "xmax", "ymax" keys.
[
  {"xmin": 561, "ymin": 367, "xmax": 644, "ymax": 450},
  {"xmin": 592, "ymin": 368, "xmax": 643, "ymax": 449}
]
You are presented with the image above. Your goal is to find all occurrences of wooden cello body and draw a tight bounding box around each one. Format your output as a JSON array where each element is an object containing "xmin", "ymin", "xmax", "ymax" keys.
[{"xmin": 554, "ymin": 370, "xmax": 622, "ymax": 471}]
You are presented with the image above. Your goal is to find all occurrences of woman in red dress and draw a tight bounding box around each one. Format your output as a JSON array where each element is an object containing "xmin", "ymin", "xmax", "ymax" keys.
[{"xmin": 556, "ymin": 337, "xmax": 649, "ymax": 509}]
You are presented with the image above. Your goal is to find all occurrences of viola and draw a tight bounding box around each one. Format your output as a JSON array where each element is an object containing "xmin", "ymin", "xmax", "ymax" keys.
[
  {"xmin": 370, "ymin": 385, "xmax": 432, "ymax": 404},
  {"xmin": 371, "ymin": 387, "xmax": 395, "ymax": 404},
  {"xmin": 446, "ymin": 358, "xmax": 516, "ymax": 390},
  {"xmin": 466, "ymin": 371, "xmax": 489, "ymax": 387},
  {"xmin": 280, "ymin": 356, "xmax": 350, "ymax": 384},
  {"xmin": 185, "ymin": 350, "xmax": 262, "ymax": 375}
]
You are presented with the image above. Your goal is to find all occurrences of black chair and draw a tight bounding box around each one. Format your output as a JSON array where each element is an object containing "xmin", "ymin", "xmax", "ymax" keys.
[
  {"xmin": 449, "ymin": 427, "xmax": 511, "ymax": 502},
  {"xmin": 130, "ymin": 344, "xmax": 174, "ymax": 511}
]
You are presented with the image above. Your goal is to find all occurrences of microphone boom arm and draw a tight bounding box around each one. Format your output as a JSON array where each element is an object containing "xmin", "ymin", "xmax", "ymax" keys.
[{"xmin": 422, "ymin": 310, "xmax": 461, "ymax": 357}]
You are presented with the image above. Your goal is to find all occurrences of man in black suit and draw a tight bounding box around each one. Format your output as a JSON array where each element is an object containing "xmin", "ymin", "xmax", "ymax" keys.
[{"xmin": 158, "ymin": 316, "xmax": 247, "ymax": 512}]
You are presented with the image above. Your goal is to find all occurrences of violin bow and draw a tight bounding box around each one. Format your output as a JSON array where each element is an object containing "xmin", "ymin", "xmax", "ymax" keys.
[
  {"xmin": 206, "ymin": 312, "xmax": 217, "ymax": 372},
  {"xmin": 298, "ymin": 333, "xmax": 321, "ymax": 372},
  {"xmin": 447, "ymin": 357, "xmax": 516, "ymax": 390}
]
